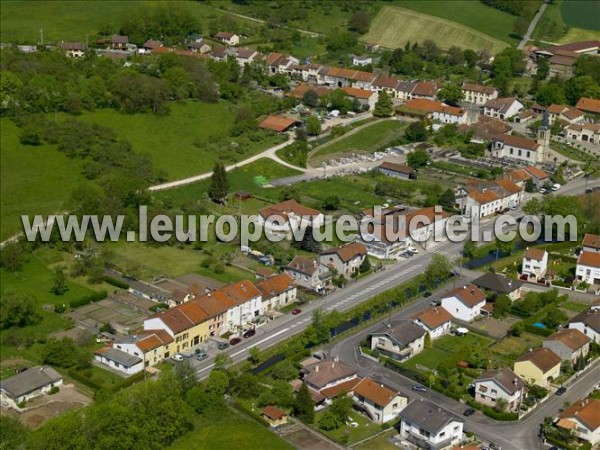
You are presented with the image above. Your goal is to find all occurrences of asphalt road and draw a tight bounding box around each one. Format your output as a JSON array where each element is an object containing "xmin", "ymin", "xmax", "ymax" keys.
[
  {"xmin": 192, "ymin": 176, "xmax": 595, "ymax": 377},
  {"xmin": 518, "ymin": 2, "xmax": 548, "ymax": 50},
  {"xmin": 329, "ymin": 285, "xmax": 600, "ymax": 450}
]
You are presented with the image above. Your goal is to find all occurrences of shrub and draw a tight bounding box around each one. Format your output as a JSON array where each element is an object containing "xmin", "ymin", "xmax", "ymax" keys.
[
  {"xmin": 102, "ymin": 276, "xmax": 129, "ymax": 289},
  {"xmin": 49, "ymin": 386, "xmax": 60, "ymax": 395},
  {"xmin": 69, "ymin": 290, "xmax": 107, "ymax": 309}
]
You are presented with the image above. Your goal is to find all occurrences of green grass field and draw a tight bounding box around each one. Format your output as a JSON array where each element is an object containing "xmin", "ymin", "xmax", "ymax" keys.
[
  {"xmin": 170, "ymin": 409, "xmax": 293, "ymax": 450},
  {"xmin": 362, "ymin": 5, "xmax": 509, "ymax": 53},
  {"xmin": 308, "ymin": 120, "xmax": 406, "ymax": 165},
  {"xmin": 0, "ymin": 1, "xmax": 259, "ymax": 43},
  {"xmin": 395, "ymin": 0, "xmax": 519, "ymax": 45},
  {"xmin": 0, "ymin": 118, "xmax": 90, "ymax": 240},
  {"xmin": 560, "ymin": 0, "xmax": 600, "ymax": 31},
  {"xmin": 534, "ymin": 0, "xmax": 600, "ymax": 43},
  {"xmin": 73, "ymin": 101, "xmax": 286, "ymax": 180}
]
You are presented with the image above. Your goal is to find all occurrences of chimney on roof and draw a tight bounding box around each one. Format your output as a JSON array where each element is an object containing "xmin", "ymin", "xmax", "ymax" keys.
[
  {"xmin": 463, "ymin": 285, "xmax": 467, "ymax": 289},
  {"xmin": 315, "ymin": 365, "xmax": 319, "ymax": 373},
  {"xmin": 513, "ymin": 378, "xmax": 518, "ymax": 385}
]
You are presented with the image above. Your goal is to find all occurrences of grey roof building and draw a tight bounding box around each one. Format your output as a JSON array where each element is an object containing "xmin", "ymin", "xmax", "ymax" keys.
[
  {"xmin": 95, "ymin": 347, "xmax": 142, "ymax": 368},
  {"xmin": 473, "ymin": 273, "xmax": 524, "ymax": 298},
  {"xmin": 0, "ymin": 366, "xmax": 62, "ymax": 400},
  {"xmin": 399, "ymin": 399, "xmax": 463, "ymax": 449}
]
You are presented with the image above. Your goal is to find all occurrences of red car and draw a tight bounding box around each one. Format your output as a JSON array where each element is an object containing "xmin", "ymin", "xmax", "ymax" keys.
[
  {"xmin": 291, "ymin": 308, "xmax": 302, "ymax": 315},
  {"xmin": 229, "ymin": 338, "xmax": 242, "ymax": 345}
]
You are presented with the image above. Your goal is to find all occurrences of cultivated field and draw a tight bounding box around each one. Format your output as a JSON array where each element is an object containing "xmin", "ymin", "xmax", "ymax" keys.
[
  {"xmin": 362, "ymin": 6, "xmax": 509, "ymax": 53},
  {"xmin": 395, "ymin": 0, "xmax": 519, "ymax": 45},
  {"xmin": 560, "ymin": 0, "xmax": 600, "ymax": 32},
  {"xmin": 534, "ymin": 0, "xmax": 600, "ymax": 44}
]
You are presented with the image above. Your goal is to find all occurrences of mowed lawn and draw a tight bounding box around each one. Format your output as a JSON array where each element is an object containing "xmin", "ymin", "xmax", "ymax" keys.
[
  {"xmin": 560, "ymin": 0, "xmax": 600, "ymax": 31},
  {"xmin": 309, "ymin": 120, "xmax": 406, "ymax": 165},
  {"xmin": 74, "ymin": 101, "xmax": 285, "ymax": 180},
  {"xmin": 0, "ymin": 118, "xmax": 89, "ymax": 240},
  {"xmin": 362, "ymin": 6, "xmax": 509, "ymax": 52},
  {"xmin": 170, "ymin": 410, "xmax": 293, "ymax": 450}
]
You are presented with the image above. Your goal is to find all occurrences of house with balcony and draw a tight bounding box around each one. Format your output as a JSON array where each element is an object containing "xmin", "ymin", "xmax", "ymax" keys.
[
  {"xmin": 568, "ymin": 309, "xmax": 600, "ymax": 344},
  {"xmin": 556, "ymin": 398, "xmax": 600, "ymax": 446},
  {"xmin": 521, "ymin": 248, "xmax": 548, "ymax": 282},
  {"xmin": 399, "ymin": 399, "xmax": 464, "ymax": 450},
  {"xmin": 351, "ymin": 378, "xmax": 408, "ymax": 424},
  {"xmin": 369, "ymin": 320, "xmax": 426, "ymax": 361},
  {"xmin": 284, "ymin": 256, "xmax": 332, "ymax": 293},
  {"xmin": 474, "ymin": 368, "xmax": 525, "ymax": 412}
]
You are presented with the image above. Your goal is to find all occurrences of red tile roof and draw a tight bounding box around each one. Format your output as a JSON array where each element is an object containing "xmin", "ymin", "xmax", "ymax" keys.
[
  {"xmin": 447, "ymin": 284, "xmax": 486, "ymax": 307},
  {"xmin": 321, "ymin": 242, "xmax": 367, "ymax": 263},
  {"xmin": 256, "ymin": 274, "xmax": 295, "ymax": 298},
  {"xmin": 494, "ymin": 134, "xmax": 540, "ymax": 151},
  {"xmin": 411, "ymin": 306, "xmax": 453, "ymax": 330},
  {"xmin": 326, "ymin": 67, "xmax": 376, "ymax": 82},
  {"xmin": 341, "ymin": 86, "xmax": 375, "ymax": 99},
  {"xmin": 462, "ymin": 82, "xmax": 497, "ymax": 95},
  {"xmin": 523, "ymin": 247, "xmax": 547, "ymax": 261},
  {"xmin": 259, "ymin": 115, "xmax": 299, "ymax": 132},
  {"xmin": 379, "ymin": 161, "xmax": 414, "ymax": 175},
  {"xmin": 136, "ymin": 329, "xmax": 174, "ymax": 352},
  {"xmin": 524, "ymin": 166, "xmax": 549, "ymax": 179},
  {"xmin": 411, "ymin": 81, "xmax": 438, "ymax": 97},
  {"xmin": 559, "ymin": 399, "xmax": 600, "ymax": 431},
  {"xmin": 259, "ymin": 199, "xmax": 321, "ymax": 220},
  {"xmin": 320, "ymin": 377, "xmax": 361, "ymax": 398},
  {"xmin": 353, "ymin": 378, "xmax": 400, "ymax": 408},
  {"xmin": 215, "ymin": 31, "xmax": 236, "ymax": 39},
  {"xmin": 504, "ymin": 169, "xmax": 532, "ymax": 183},
  {"xmin": 516, "ymin": 348, "xmax": 561, "ymax": 372},
  {"xmin": 576, "ymin": 97, "xmax": 600, "ymax": 114},
  {"xmin": 545, "ymin": 328, "xmax": 590, "ymax": 351},
  {"xmin": 578, "ymin": 251, "xmax": 600, "ymax": 268},
  {"xmin": 583, "ymin": 233, "xmax": 600, "ymax": 249},
  {"xmin": 262, "ymin": 405, "xmax": 287, "ymax": 420},
  {"xmin": 290, "ymin": 84, "xmax": 331, "ymax": 99}
]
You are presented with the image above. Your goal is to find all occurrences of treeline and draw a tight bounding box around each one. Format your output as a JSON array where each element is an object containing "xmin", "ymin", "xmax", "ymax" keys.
[
  {"xmin": 481, "ymin": 0, "xmax": 542, "ymax": 19},
  {"xmin": 0, "ymin": 49, "xmax": 220, "ymax": 116}
]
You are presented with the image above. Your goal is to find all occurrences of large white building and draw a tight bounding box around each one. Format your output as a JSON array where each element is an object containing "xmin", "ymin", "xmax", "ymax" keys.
[
  {"xmin": 490, "ymin": 134, "xmax": 544, "ymax": 164},
  {"xmin": 0, "ymin": 366, "xmax": 63, "ymax": 409},
  {"xmin": 483, "ymin": 97, "xmax": 523, "ymax": 119},
  {"xmin": 522, "ymin": 247, "xmax": 548, "ymax": 281},
  {"xmin": 456, "ymin": 179, "xmax": 522, "ymax": 220},
  {"xmin": 351, "ymin": 378, "xmax": 408, "ymax": 424},
  {"xmin": 399, "ymin": 400, "xmax": 464, "ymax": 449},
  {"xmin": 461, "ymin": 82, "xmax": 498, "ymax": 106}
]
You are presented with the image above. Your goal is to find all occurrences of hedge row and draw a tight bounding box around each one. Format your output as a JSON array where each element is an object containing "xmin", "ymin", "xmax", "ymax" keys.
[
  {"xmin": 465, "ymin": 398, "xmax": 518, "ymax": 421},
  {"xmin": 68, "ymin": 369, "xmax": 104, "ymax": 391},
  {"xmin": 233, "ymin": 399, "xmax": 271, "ymax": 428},
  {"xmin": 69, "ymin": 290, "xmax": 108, "ymax": 309},
  {"xmin": 69, "ymin": 368, "xmax": 145, "ymax": 392},
  {"xmin": 113, "ymin": 371, "xmax": 145, "ymax": 392},
  {"xmin": 523, "ymin": 322, "xmax": 554, "ymax": 337},
  {"xmin": 102, "ymin": 276, "xmax": 129, "ymax": 290}
]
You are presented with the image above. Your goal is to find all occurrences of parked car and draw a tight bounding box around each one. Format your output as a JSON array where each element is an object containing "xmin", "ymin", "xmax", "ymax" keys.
[
  {"xmin": 243, "ymin": 329, "xmax": 256, "ymax": 338},
  {"xmin": 430, "ymin": 299, "xmax": 441, "ymax": 307},
  {"xmin": 463, "ymin": 408, "xmax": 475, "ymax": 416},
  {"xmin": 291, "ymin": 308, "xmax": 302, "ymax": 315},
  {"xmin": 196, "ymin": 351, "xmax": 208, "ymax": 361},
  {"xmin": 551, "ymin": 183, "xmax": 561, "ymax": 191},
  {"xmin": 217, "ymin": 342, "xmax": 229, "ymax": 350},
  {"xmin": 556, "ymin": 386, "xmax": 567, "ymax": 396},
  {"xmin": 412, "ymin": 385, "xmax": 427, "ymax": 393},
  {"xmin": 229, "ymin": 337, "xmax": 242, "ymax": 345},
  {"xmin": 407, "ymin": 246, "xmax": 419, "ymax": 254},
  {"xmin": 172, "ymin": 354, "xmax": 184, "ymax": 362}
]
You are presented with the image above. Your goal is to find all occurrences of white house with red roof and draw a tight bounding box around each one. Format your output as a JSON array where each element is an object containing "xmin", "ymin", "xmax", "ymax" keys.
[
  {"xmin": 483, "ymin": 97, "xmax": 523, "ymax": 119},
  {"xmin": 522, "ymin": 247, "xmax": 548, "ymax": 281},
  {"xmin": 461, "ymin": 83, "xmax": 498, "ymax": 106},
  {"xmin": 410, "ymin": 306, "xmax": 452, "ymax": 339},
  {"xmin": 258, "ymin": 199, "xmax": 324, "ymax": 237},
  {"xmin": 490, "ymin": 134, "xmax": 544, "ymax": 164},
  {"xmin": 441, "ymin": 284, "xmax": 486, "ymax": 322},
  {"xmin": 318, "ymin": 242, "xmax": 367, "ymax": 279}
]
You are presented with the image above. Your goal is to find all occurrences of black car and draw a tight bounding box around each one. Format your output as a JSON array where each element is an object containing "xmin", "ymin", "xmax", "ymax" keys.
[
  {"xmin": 463, "ymin": 408, "xmax": 475, "ymax": 417},
  {"xmin": 556, "ymin": 386, "xmax": 567, "ymax": 396},
  {"xmin": 229, "ymin": 337, "xmax": 242, "ymax": 345},
  {"xmin": 243, "ymin": 329, "xmax": 256, "ymax": 338}
]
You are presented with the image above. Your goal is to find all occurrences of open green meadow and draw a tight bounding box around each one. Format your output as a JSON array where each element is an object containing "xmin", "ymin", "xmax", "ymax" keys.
[
  {"xmin": 0, "ymin": 118, "xmax": 89, "ymax": 240},
  {"xmin": 394, "ymin": 0, "xmax": 519, "ymax": 45},
  {"xmin": 170, "ymin": 409, "xmax": 293, "ymax": 450},
  {"xmin": 362, "ymin": 5, "xmax": 509, "ymax": 52},
  {"xmin": 308, "ymin": 120, "xmax": 406, "ymax": 165},
  {"xmin": 560, "ymin": 0, "xmax": 600, "ymax": 31},
  {"xmin": 534, "ymin": 0, "xmax": 600, "ymax": 43},
  {"xmin": 73, "ymin": 101, "xmax": 286, "ymax": 180},
  {"xmin": 0, "ymin": 1, "xmax": 259, "ymax": 43}
]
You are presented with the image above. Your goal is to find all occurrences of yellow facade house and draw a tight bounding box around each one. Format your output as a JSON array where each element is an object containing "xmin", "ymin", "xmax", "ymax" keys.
[{"xmin": 513, "ymin": 348, "xmax": 562, "ymax": 388}]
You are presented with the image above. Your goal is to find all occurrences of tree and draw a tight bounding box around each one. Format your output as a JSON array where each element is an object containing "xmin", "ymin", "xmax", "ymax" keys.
[
  {"xmin": 329, "ymin": 89, "xmax": 352, "ymax": 114},
  {"xmin": 544, "ymin": 306, "xmax": 567, "ymax": 329},
  {"xmin": 306, "ymin": 115, "xmax": 322, "ymax": 136},
  {"xmin": 302, "ymin": 89, "xmax": 319, "ymax": 108},
  {"xmin": 0, "ymin": 242, "xmax": 26, "ymax": 272},
  {"xmin": 321, "ymin": 195, "xmax": 341, "ymax": 211},
  {"xmin": 359, "ymin": 256, "xmax": 371, "ymax": 274},
  {"xmin": 294, "ymin": 383, "xmax": 315, "ymax": 423},
  {"xmin": 318, "ymin": 411, "xmax": 339, "ymax": 431},
  {"xmin": 510, "ymin": 321, "xmax": 524, "ymax": 336},
  {"xmin": 0, "ymin": 293, "xmax": 41, "ymax": 329},
  {"xmin": 536, "ymin": 58, "xmax": 550, "ymax": 80},
  {"xmin": 437, "ymin": 83, "xmax": 464, "ymax": 105},
  {"xmin": 208, "ymin": 162, "xmax": 228, "ymax": 203},
  {"xmin": 373, "ymin": 90, "xmax": 394, "ymax": 117},
  {"xmin": 205, "ymin": 369, "xmax": 230, "ymax": 395},
  {"xmin": 495, "ymin": 397, "xmax": 508, "ymax": 412},
  {"xmin": 525, "ymin": 179, "xmax": 536, "ymax": 193},
  {"xmin": 407, "ymin": 148, "xmax": 430, "ymax": 169},
  {"xmin": 174, "ymin": 359, "xmax": 198, "ymax": 394},
  {"xmin": 51, "ymin": 268, "xmax": 69, "ymax": 296},
  {"xmin": 446, "ymin": 46, "xmax": 465, "ymax": 66},
  {"xmin": 329, "ymin": 395, "xmax": 353, "ymax": 424},
  {"xmin": 439, "ymin": 189, "xmax": 456, "ymax": 209},
  {"xmin": 523, "ymin": 197, "xmax": 543, "ymax": 215},
  {"xmin": 493, "ymin": 295, "xmax": 511, "ymax": 318},
  {"xmin": 1, "ymin": 416, "xmax": 28, "ymax": 450},
  {"xmin": 405, "ymin": 121, "xmax": 428, "ymax": 143},
  {"xmin": 536, "ymin": 82, "xmax": 566, "ymax": 106},
  {"xmin": 348, "ymin": 10, "xmax": 370, "ymax": 34},
  {"xmin": 213, "ymin": 353, "xmax": 232, "ymax": 370},
  {"xmin": 424, "ymin": 254, "xmax": 451, "ymax": 288},
  {"xmin": 495, "ymin": 239, "xmax": 513, "ymax": 257},
  {"xmin": 463, "ymin": 240, "xmax": 476, "ymax": 259},
  {"xmin": 424, "ymin": 332, "xmax": 432, "ymax": 349},
  {"xmin": 42, "ymin": 338, "xmax": 90, "ymax": 370},
  {"xmin": 248, "ymin": 347, "xmax": 262, "ymax": 366},
  {"xmin": 293, "ymin": 226, "xmax": 321, "ymax": 253}
]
